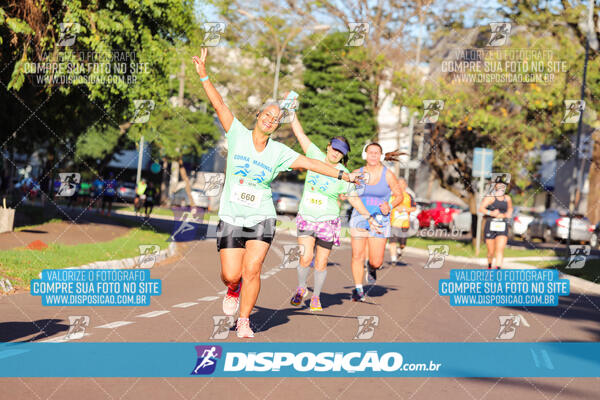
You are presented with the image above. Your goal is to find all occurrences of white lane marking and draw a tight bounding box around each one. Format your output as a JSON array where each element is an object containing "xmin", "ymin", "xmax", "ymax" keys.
[
  {"xmin": 173, "ymin": 302, "xmax": 198, "ymax": 308},
  {"xmin": 260, "ymin": 269, "xmax": 281, "ymax": 279},
  {"xmin": 41, "ymin": 333, "xmax": 92, "ymax": 343},
  {"xmin": 198, "ymin": 296, "xmax": 219, "ymax": 301},
  {"xmin": 97, "ymin": 321, "xmax": 134, "ymax": 329},
  {"xmin": 137, "ymin": 310, "xmax": 170, "ymax": 318},
  {"xmin": 217, "ymin": 289, "xmax": 227, "ymax": 295}
]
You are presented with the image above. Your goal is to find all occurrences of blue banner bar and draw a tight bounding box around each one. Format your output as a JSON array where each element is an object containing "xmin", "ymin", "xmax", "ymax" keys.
[{"xmin": 0, "ymin": 342, "xmax": 598, "ymax": 377}]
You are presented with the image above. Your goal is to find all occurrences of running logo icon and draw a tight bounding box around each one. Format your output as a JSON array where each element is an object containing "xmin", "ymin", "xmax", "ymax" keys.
[
  {"xmin": 496, "ymin": 315, "xmax": 520, "ymax": 340},
  {"xmin": 484, "ymin": 173, "xmax": 511, "ymax": 197},
  {"xmin": 562, "ymin": 100, "xmax": 585, "ymax": 124},
  {"xmin": 210, "ymin": 316, "xmax": 234, "ymax": 339},
  {"xmin": 65, "ymin": 316, "xmax": 90, "ymax": 340},
  {"xmin": 280, "ymin": 244, "xmax": 305, "ymax": 269},
  {"xmin": 191, "ymin": 345, "xmax": 222, "ymax": 375},
  {"xmin": 138, "ymin": 245, "xmax": 160, "ymax": 268},
  {"xmin": 57, "ymin": 173, "xmax": 81, "ymax": 197},
  {"xmin": 566, "ymin": 245, "xmax": 590, "ymax": 269},
  {"xmin": 487, "ymin": 22, "xmax": 511, "ymax": 47},
  {"xmin": 0, "ymin": 278, "xmax": 13, "ymax": 295},
  {"xmin": 346, "ymin": 23, "xmax": 369, "ymax": 46},
  {"xmin": 346, "ymin": 172, "xmax": 369, "ymax": 197},
  {"xmin": 57, "ymin": 23, "xmax": 80, "ymax": 47},
  {"xmin": 424, "ymin": 245, "xmax": 449, "ymax": 269},
  {"xmin": 131, "ymin": 100, "xmax": 155, "ymax": 124},
  {"xmin": 354, "ymin": 315, "xmax": 379, "ymax": 340},
  {"xmin": 202, "ymin": 173, "xmax": 225, "ymax": 197},
  {"xmin": 203, "ymin": 23, "xmax": 225, "ymax": 47},
  {"xmin": 419, "ymin": 100, "xmax": 444, "ymax": 123},
  {"xmin": 169, "ymin": 211, "xmax": 200, "ymax": 242}
]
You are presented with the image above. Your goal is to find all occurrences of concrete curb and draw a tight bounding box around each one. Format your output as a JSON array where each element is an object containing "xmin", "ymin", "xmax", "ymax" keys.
[
  {"xmin": 36, "ymin": 242, "xmax": 177, "ymax": 278},
  {"xmin": 395, "ymin": 244, "xmax": 600, "ymax": 296},
  {"xmin": 66, "ymin": 241, "xmax": 177, "ymax": 270},
  {"xmin": 287, "ymin": 226, "xmax": 600, "ymax": 296}
]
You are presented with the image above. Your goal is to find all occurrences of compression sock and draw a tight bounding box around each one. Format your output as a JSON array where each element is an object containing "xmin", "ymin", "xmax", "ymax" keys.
[
  {"xmin": 297, "ymin": 265, "xmax": 311, "ymax": 288},
  {"xmin": 313, "ymin": 269, "xmax": 328, "ymax": 298}
]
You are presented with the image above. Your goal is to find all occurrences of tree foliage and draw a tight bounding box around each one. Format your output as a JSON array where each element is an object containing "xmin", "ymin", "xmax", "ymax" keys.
[{"xmin": 299, "ymin": 32, "xmax": 376, "ymax": 171}]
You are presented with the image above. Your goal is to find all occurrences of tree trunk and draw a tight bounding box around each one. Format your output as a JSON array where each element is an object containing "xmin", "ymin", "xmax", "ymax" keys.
[
  {"xmin": 178, "ymin": 157, "xmax": 196, "ymax": 208},
  {"xmin": 586, "ymin": 129, "xmax": 600, "ymax": 224}
]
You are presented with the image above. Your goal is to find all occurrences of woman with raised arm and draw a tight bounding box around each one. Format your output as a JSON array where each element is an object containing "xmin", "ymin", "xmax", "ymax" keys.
[
  {"xmin": 192, "ymin": 49, "xmax": 361, "ymax": 338},
  {"xmin": 348, "ymin": 143, "xmax": 405, "ymax": 302},
  {"xmin": 288, "ymin": 113, "xmax": 378, "ymax": 311}
]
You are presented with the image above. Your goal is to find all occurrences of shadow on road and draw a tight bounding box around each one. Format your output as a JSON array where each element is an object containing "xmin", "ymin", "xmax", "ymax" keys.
[
  {"xmin": 505, "ymin": 293, "xmax": 600, "ymax": 340},
  {"xmin": 0, "ymin": 319, "xmax": 68, "ymax": 342},
  {"xmin": 464, "ymin": 377, "xmax": 593, "ymax": 398}
]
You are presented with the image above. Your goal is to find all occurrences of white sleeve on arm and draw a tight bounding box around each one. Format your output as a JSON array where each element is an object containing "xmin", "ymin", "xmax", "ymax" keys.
[{"xmin": 226, "ymin": 117, "xmax": 245, "ymax": 139}]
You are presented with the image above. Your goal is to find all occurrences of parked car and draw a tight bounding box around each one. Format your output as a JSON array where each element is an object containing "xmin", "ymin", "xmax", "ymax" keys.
[
  {"xmin": 417, "ymin": 201, "xmax": 462, "ymax": 229},
  {"xmin": 170, "ymin": 187, "xmax": 209, "ymax": 210},
  {"xmin": 525, "ymin": 209, "xmax": 594, "ymax": 243},
  {"xmin": 510, "ymin": 206, "xmax": 535, "ymax": 239},
  {"xmin": 450, "ymin": 207, "xmax": 471, "ymax": 234},
  {"xmin": 116, "ymin": 182, "xmax": 136, "ymax": 203},
  {"xmin": 272, "ymin": 192, "xmax": 300, "ymax": 214},
  {"xmin": 590, "ymin": 222, "xmax": 600, "ymax": 248}
]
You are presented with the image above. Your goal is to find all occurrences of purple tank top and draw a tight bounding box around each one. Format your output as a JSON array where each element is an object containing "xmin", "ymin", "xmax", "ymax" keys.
[{"xmin": 360, "ymin": 166, "xmax": 391, "ymax": 215}]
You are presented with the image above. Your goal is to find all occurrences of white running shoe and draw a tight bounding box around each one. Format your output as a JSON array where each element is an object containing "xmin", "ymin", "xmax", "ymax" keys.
[
  {"xmin": 222, "ymin": 282, "xmax": 241, "ymax": 316},
  {"xmin": 236, "ymin": 317, "xmax": 254, "ymax": 338}
]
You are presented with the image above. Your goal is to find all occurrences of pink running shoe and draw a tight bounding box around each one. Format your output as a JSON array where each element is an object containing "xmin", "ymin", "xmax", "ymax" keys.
[
  {"xmin": 222, "ymin": 281, "xmax": 242, "ymax": 316},
  {"xmin": 236, "ymin": 317, "xmax": 254, "ymax": 338},
  {"xmin": 290, "ymin": 287, "xmax": 308, "ymax": 306}
]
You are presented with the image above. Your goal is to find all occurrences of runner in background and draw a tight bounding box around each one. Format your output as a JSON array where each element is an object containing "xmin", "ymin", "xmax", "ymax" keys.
[
  {"xmin": 100, "ymin": 172, "xmax": 117, "ymax": 216},
  {"xmin": 478, "ymin": 174, "xmax": 513, "ymax": 269},
  {"xmin": 349, "ymin": 143, "xmax": 404, "ymax": 301},
  {"xmin": 288, "ymin": 113, "xmax": 373, "ymax": 312},
  {"xmin": 388, "ymin": 177, "xmax": 416, "ymax": 263},
  {"xmin": 144, "ymin": 182, "xmax": 157, "ymax": 218},
  {"xmin": 193, "ymin": 48, "xmax": 361, "ymax": 338},
  {"xmin": 92, "ymin": 175, "xmax": 104, "ymax": 211},
  {"xmin": 135, "ymin": 178, "xmax": 147, "ymax": 216},
  {"xmin": 79, "ymin": 180, "xmax": 91, "ymax": 208}
]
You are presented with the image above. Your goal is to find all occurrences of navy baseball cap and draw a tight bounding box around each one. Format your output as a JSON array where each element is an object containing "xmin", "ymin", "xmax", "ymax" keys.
[{"xmin": 330, "ymin": 138, "xmax": 349, "ymax": 155}]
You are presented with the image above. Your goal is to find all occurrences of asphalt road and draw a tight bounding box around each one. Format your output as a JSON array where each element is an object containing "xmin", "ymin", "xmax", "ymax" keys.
[{"xmin": 0, "ymin": 226, "xmax": 599, "ymax": 399}]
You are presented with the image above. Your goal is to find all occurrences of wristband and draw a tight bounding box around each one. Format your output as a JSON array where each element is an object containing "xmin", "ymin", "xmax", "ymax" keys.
[
  {"xmin": 200, "ymin": 75, "xmax": 209, "ymax": 82},
  {"xmin": 337, "ymin": 170, "xmax": 344, "ymax": 180}
]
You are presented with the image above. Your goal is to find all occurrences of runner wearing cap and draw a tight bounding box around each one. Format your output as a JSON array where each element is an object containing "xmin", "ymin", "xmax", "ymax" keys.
[
  {"xmin": 479, "ymin": 174, "xmax": 513, "ymax": 269},
  {"xmin": 289, "ymin": 113, "xmax": 375, "ymax": 311},
  {"xmin": 193, "ymin": 49, "xmax": 361, "ymax": 338}
]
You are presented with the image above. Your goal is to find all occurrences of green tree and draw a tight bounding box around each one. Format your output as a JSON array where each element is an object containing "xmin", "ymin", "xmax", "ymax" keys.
[
  {"xmin": 299, "ymin": 32, "xmax": 376, "ymax": 171},
  {"xmin": 393, "ymin": 16, "xmax": 596, "ymax": 219},
  {"xmin": 0, "ymin": 0, "xmax": 194, "ymax": 194}
]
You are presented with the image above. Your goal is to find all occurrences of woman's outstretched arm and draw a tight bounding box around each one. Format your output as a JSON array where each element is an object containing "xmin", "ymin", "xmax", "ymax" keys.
[
  {"xmin": 290, "ymin": 112, "xmax": 312, "ymax": 154},
  {"xmin": 291, "ymin": 155, "xmax": 359, "ymax": 183},
  {"xmin": 192, "ymin": 48, "xmax": 234, "ymax": 131}
]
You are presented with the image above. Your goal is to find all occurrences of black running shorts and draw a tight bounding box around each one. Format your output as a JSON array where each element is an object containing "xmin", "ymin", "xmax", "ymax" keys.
[
  {"xmin": 216, "ymin": 218, "xmax": 277, "ymax": 251},
  {"xmin": 297, "ymin": 228, "xmax": 334, "ymax": 250}
]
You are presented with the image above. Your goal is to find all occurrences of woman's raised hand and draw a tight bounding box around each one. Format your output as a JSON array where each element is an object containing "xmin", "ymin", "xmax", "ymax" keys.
[{"xmin": 192, "ymin": 48, "xmax": 208, "ymax": 78}]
